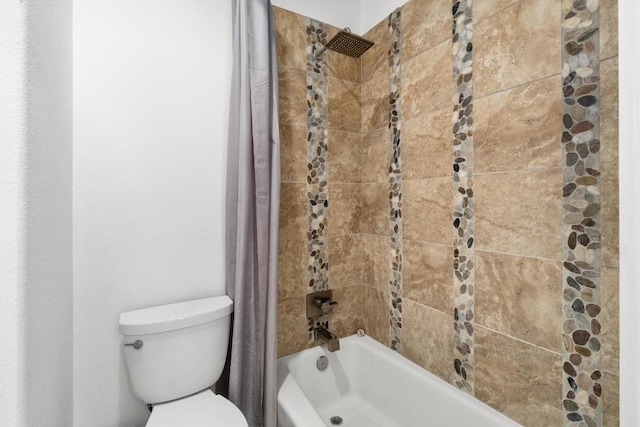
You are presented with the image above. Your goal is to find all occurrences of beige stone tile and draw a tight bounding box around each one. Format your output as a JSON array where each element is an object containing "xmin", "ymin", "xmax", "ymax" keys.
[
  {"xmin": 278, "ymin": 236, "xmax": 308, "ymax": 299},
  {"xmin": 475, "ymin": 251, "xmax": 562, "ymax": 352},
  {"xmin": 363, "ymin": 234, "xmax": 389, "ymax": 292},
  {"xmin": 361, "ymin": 74, "xmax": 388, "ymax": 133},
  {"xmin": 475, "ymin": 327, "xmax": 563, "ymax": 426},
  {"xmin": 280, "ymin": 124, "xmax": 308, "ymax": 183},
  {"xmin": 328, "ymin": 130, "xmax": 362, "ymax": 183},
  {"xmin": 601, "ymin": 163, "xmax": 619, "ymax": 268},
  {"xmin": 475, "ymin": 0, "xmax": 560, "ymax": 98},
  {"xmin": 278, "ymin": 68, "xmax": 307, "ymax": 127},
  {"xmin": 327, "ymin": 235, "xmax": 363, "ymax": 289},
  {"xmin": 362, "ymin": 285, "xmax": 390, "ymax": 347},
  {"xmin": 362, "ymin": 182, "xmax": 388, "ymax": 236},
  {"xmin": 600, "ymin": 0, "xmax": 618, "ymax": 60},
  {"xmin": 403, "ymin": 177, "xmax": 452, "ymax": 245},
  {"xmin": 475, "ymin": 169, "xmax": 563, "ymax": 260},
  {"xmin": 328, "ymin": 183, "xmax": 362, "ymax": 236},
  {"xmin": 279, "ymin": 183, "xmax": 307, "ymax": 242},
  {"xmin": 403, "ymin": 241, "xmax": 452, "ymax": 313},
  {"xmin": 274, "ymin": 6, "xmax": 307, "ymax": 71},
  {"xmin": 601, "ymin": 266, "xmax": 619, "ymax": 374},
  {"xmin": 328, "ymin": 77, "xmax": 361, "ymax": 133},
  {"xmin": 475, "ymin": 0, "xmax": 520, "ymax": 23},
  {"xmin": 278, "ymin": 295, "xmax": 309, "ymax": 358},
  {"xmin": 401, "ymin": 0, "xmax": 450, "ymax": 61},
  {"xmin": 602, "ymin": 372, "xmax": 620, "ymax": 427},
  {"xmin": 361, "ymin": 18, "xmax": 388, "ymax": 83},
  {"xmin": 475, "ymin": 75, "xmax": 562, "ymax": 173},
  {"xmin": 403, "ymin": 41, "xmax": 451, "ymax": 120},
  {"xmin": 331, "ymin": 285, "xmax": 364, "ymax": 338},
  {"xmin": 327, "ymin": 50, "xmax": 361, "ymax": 83},
  {"xmin": 403, "ymin": 300, "xmax": 452, "ymax": 382},
  {"xmin": 403, "ymin": 107, "xmax": 451, "ymax": 180},
  {"xmin": 601, "ymin": 57, "xmax": 619, "ymax": 165},
  {"xmin": 362, "ymin": 128, "xmax": 388, "ymax": 183}
]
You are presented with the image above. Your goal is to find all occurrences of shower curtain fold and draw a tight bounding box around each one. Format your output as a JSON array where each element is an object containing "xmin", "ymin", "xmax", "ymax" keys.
[{"xmin": 225, "ymin": 0, "xmax": 280, "ymax": 426}]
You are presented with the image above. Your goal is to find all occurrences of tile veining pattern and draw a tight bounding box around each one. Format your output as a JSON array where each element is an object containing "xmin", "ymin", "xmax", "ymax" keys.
[
  {"xmin": 387, "ymin": 10, "xmax": 404, "ymax": 353},
  {"xmin": 561, "ymin": 1, "xmax": 603, "ymax": 425},
  {"xmin": 451, "ymin": 0, "xmax": 475, "ymax": 395},
  {"xmin": 305, "ymin": 18, "xmax": 330, "ymax": 338}
]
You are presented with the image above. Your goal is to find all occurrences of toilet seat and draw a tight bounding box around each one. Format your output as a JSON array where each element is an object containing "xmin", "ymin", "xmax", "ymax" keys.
[{"xmin": 146, "ymin": 390, "xmax": 248, "ymax": 427}]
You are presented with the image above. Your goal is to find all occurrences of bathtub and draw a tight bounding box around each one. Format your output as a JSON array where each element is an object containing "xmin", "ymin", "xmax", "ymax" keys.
[{"xmin": 277, "ymin": 334, "xmax": 520, "ymax": 427}]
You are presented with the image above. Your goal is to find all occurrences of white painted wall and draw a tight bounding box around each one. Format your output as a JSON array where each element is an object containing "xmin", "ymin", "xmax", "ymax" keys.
[
  {"xmin": 271, "ymin": 0, "xmax": 406, "ymax": 34},
  {"xmin": 0, "ymin": 1, "xmax": 73, "ymax": 426},
  {"xmin": 73, "ymin": 0, "xmax": 232, "ymax": 425}
]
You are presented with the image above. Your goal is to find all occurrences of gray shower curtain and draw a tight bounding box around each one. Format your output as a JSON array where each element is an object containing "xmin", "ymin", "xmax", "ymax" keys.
[{"xmin": 225, "ymin": 0, "xmax": 280, "ymax": 426}]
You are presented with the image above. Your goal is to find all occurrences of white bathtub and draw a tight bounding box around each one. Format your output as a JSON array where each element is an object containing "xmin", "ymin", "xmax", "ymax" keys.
[{"xmin": 277, "ymin": 334, "xmax": 520, "ymax": 427}]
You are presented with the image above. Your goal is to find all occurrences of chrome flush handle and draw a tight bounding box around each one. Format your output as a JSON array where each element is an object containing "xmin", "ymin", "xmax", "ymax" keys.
[{"xmin": 124, "ymin": 340, "xmax": 144, "ymax": 350}]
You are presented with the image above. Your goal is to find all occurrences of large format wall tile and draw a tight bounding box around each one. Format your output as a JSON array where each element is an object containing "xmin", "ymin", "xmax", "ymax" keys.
[
  {"xmin": 327, "ymin": 235, "xmax": 363, "ymax": 289},
  {"xmin": 475, "ymin": 251, "xmax": 562, "ymax": 352},
  {"xmin": 600, "ymin": 57, "xmax": 619, "ymax": 164},
  {"xmin": 361, "ymin": 74, "xmax": 389, "ymax": 133},
  {"xmin": 278, "ymin": 237, "xmax": 308, "ymax": 299},
  {"xmin": 403, "ymin": 300, "xmax": 452, "ymax": 381},
  {"xmin": 361, "ymin": 18, "xmax": 388, "ymax": 83},
  {"xmin": 474, "ymin": 75, "xmax": 562, "ymax": 173},
  {"xmin": 362, "ymin": 182, "xmax": 389, "ymax": 236},
  {"xmin": 362, "ymin": 285, "xmax": 390, "ymax": 347},
  {"xmin": 273, "ymin": 6, "xmax": 307, "ymax": 71},
  {"xmin": 278, "ymin": 68, "xmax": 307, "ymax": 126},
  {"xmin": 401, "ymin": 0, "xmax": 449, "ymax": 61},
  {"xmin": 362, "ymin": 234, "xmax": 389, "ymax": 292},
  {"xmin": 327, "ymin": 183, "xmax": 362, "ymax": 236},
  {"xmin": 600, "ymin": 0, "xmax": 618, "ymax": 60},
  {"xmin": 474, "ymin": 0, "xmax": 520, "ymax": 23},
  {"xmin": 327, "ymin": 50, "xmax": 361, "ymax": 83},
  {"xmin": 475, "ymin": 327, "xmax": 562, "ymax": 426},
  {"xmin": 602, "ymin": 372, "xmax": 620, "ymax": 427},
  {"xmin": 403, "ymin": 177, "xmax": 452, "ymax": 245},
  {"xmin": 331, "ymin": 285, "xmax": 364, "ymax": 338},
  {"xmin": 601, "ymin": 266, "xmax": 619, "ymax": 374},
  {"xmin": 328, "ymin": 131, "xmax": 362, "ymax": 183},
  {"xmin": 279, "ymin": 183, "xmax": 307, "ymax": 241},
  {"xmin": 403, "ymin": 240, "xmax": 452, "ymax": 313},
  {"xmin": 402, "ymin": 41, "xmax": 451, "ymax": 120},
  {"xmin": 403, "ymin": 107, "xmax": 451, "ymax": 180},
  {"xmin": 475, "ymin": 0, "xmax": 560, "ymax": 97},
  {"xmin": 362, "ymin": 127, "xmax": 388, "ymax": 183},
  {"xmin": 328, "ymin": 77, "xmax": 361, "ymax": 133},
  {"xmin": 475, "ymin": 169, "xmax": 563, "ymax": 260},
  {"xmin": 280, "ymin": 124, "xmax": 308, "ymax": 183},
  {"xmin": 278, "ymin": 295, "xmax": 309, "ymax": 357}
]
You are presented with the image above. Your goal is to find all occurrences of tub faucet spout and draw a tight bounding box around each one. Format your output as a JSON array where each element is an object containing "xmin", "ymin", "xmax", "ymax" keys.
[{"xmin": 315, "ymin": 327, "xmax": 340, "ymax": 352}]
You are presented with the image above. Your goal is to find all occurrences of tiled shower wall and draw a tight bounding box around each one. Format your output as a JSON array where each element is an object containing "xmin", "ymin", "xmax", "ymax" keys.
[{"xmin": 275, "ymin": 1, "xmax": 619, "ymax": 426}]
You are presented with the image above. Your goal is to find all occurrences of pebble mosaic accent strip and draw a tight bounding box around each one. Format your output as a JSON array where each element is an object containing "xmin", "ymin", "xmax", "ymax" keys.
[
  {"xmin": 451, "ymin": 0, "xmax": 475, "ymax": 395},
  {"xmin": 387, "ymin": 9, "xmax": 404, "ymax": 353},
  {"xmin": 305, "ymin": 18, "xmax": 329, "ymax": 295},
  {"xmin": 561, "ymin": 1, "xmax": 603, "ymax": 426}
]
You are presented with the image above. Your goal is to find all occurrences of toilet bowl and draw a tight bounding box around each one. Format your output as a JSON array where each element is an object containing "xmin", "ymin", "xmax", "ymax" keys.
[{"xmin": 119, "ymin": 296, "xmax": 248, "ymax": 427}]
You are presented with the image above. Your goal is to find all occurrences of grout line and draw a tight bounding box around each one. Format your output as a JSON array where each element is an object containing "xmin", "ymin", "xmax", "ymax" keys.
[
  {"xmin": 474, "ymin": 166, "xmax": 562, "ymax": 176},
  {"xmin": 475, "ymin": 72, "xmax": 562, "ymax": 101},
  {"xmin": 475, "ymin": 248, "xmax": 563, "ymax": 263},
  {"xmin": 473, "ymin": 0, "xmax": 523, "ymax": 27},
  {"xmin": 475, "ymin": 324, "xmax": 563, "ymax": 357}
]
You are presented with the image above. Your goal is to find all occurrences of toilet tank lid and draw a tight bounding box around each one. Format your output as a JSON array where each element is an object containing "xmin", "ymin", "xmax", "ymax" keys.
[{"xmin": 119, "ymin": 296, "xmax": 233, "ymax": 336}]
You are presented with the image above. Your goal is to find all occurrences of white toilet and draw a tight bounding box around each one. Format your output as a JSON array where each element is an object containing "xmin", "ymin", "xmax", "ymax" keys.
[{"xmin": 119, "ymin": 296, "xmax": 248, "ymax": 427}]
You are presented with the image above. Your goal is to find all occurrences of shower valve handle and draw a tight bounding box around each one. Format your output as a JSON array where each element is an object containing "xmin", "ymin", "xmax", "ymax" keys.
[{"xmin": 313, "ymin": 297, "xmax": 338, "ymax": 314}]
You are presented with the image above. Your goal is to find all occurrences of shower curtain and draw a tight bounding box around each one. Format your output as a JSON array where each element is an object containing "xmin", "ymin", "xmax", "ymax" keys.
[{"xmin": 225, "ymin": 0, "xmax": 280, "ymax": 426}]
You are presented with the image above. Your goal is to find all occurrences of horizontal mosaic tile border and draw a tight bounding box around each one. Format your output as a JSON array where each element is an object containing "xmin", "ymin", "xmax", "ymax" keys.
[
  {"xmin": 561, "ymin": 1, "xmax": 603, "ymax": 426},
  {"xmin": 388, "ymin": 9, "xmax": 403, "ymax": 353},
  {"xmin": 305, "ymin": 18, "xmax": 329, "ymax": 294},
  {"xmin": 451, "ymin": 0, "xmax": 475, "ymax": 395}
]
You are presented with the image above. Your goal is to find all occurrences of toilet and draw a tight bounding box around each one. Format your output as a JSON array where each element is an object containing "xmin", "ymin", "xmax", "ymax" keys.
[{"xmin": 119, "ymin": 296, "xmax": 248, "ymax": 427}]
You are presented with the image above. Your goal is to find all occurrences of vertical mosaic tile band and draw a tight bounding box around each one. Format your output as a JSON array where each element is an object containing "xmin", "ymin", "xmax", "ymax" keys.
[
  {"xmin": 387, "ymin": 9, "xmax": 403, "ymax": 353},
  {"xmin": 561, "ymin": 2, "xmax": 602, "ymax": 426},
  {"xmin": 451, "ymin": 0, "xmax": 475, "ymax": 394},
  {"xmin": 305, "ymin": 18, "xmax": 329, "ymax": 294}
]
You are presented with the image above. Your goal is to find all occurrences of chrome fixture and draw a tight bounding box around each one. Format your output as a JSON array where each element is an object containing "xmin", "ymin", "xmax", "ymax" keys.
[
  {"xmin": 306, "ymin": 290, "xmax": 338, "ymax": 318},
  {"xmin": 316, "ymin": 355, "xmax": 329, "ymax": 371},
  {"xmin": 315, "ymin": 326, "xmax": 340, "ymax": 352}
]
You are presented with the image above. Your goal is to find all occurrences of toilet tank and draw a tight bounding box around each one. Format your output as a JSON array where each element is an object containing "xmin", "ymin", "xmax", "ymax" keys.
[{"xmin": 119, "ymin": 296, "xmax": 233, "ymax": 404}]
